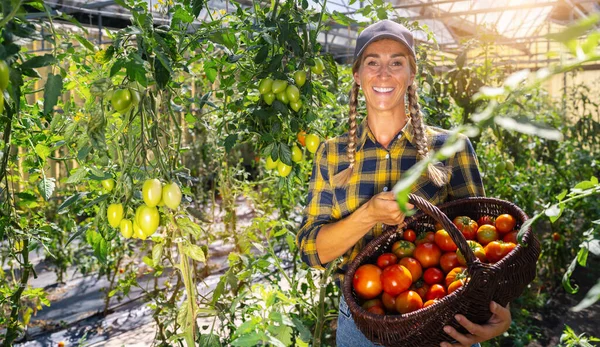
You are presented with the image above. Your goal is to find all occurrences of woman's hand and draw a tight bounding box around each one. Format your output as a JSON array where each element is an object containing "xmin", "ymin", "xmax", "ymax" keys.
[
  {"xmin": 440, "ymin": 301, "xmax": 512, "ymax": 347},
  {"xmin": 366, "ymin": 192, "xmax": 413, "ymax": 226}
]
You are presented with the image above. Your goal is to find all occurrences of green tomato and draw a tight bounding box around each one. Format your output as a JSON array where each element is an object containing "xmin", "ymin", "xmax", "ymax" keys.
[
  {"xmin": 265, "ymin": 156, "xmax": 278, "ymax": 170},
  {"xmin": 277, "ymin": 161, "xmax": 292, "ymax": 177},
  {"xmin": 119, "ymin": 219, "xmax": 133, "ymax": 239},
  {"xmin": 286, "ymin": 85, "xmax": 300, "ymax": 103},
  {"xmin": 107, "ymin": 203, "xmax": 124, "ymax": 228},
  {"xmin": 291, "ymin": 145, "xmax": 303, "ymax": 163},
  {"xmin": 0, "ymin": 91, "xmax": 4, "ymax": 115},
  {"xmin": 263, "ymin": 92, "xmax": 275, "ymax": 105},
  {"xmin": 259, "ymin": 78, "xmax": 273, "ymax": 94},
  {"xmin": 101, "ymin": 179, "xmax": 115, "ymax": 192},
  {"xmin": 290, "ymin": 100, "xmax": 302, "ymax": 112},
  {"xmin": 305, "ymin": 134, "xmax": 321, "ymax": 154},
  {"xmin": 505, "ymin": 160, "xmax": 514, "ymax": 171},
  {"xmin": 271, "ymin": 80, "xmax": 288, "ymax": 94},
  {"xmin": 111, "ymin": 89, "xmax": 132, "ymax": 112},
  {"xmin": 138, "ymin": 204, "xmax": 160, "ymax": 237},
  {"xmin": 293, "ymin": 70, "xmax": 306, "ymax": 87},
  {"xmin": 142, "ymin": 178, "xmax": 163, "ymax": 207},
  {"xmin": 276, "ymin": 91, "xmax": 289, "ymax": 104},
  {"xmin": 133, "ymin": 220, "xmax": 146, "ymax": 240},
  {"xmin": 162, "ymin": 182, "xmax": 182, "ymax": 210},
  {"xmin": 311, "ymin": 58, "xmax": 325, "ymax": 75},
  {"xmin": 0, "ymin": 61, "xmax": 9, "ymax": 90},
  {"xmin": 495, "ymin": 161, "xmax": 506, "ymax": 175}
]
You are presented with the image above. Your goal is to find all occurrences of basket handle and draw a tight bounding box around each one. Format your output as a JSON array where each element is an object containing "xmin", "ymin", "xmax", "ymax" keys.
[{"xmin": 408, "ymin": 194, "xmax": 477, "ymax": 265}]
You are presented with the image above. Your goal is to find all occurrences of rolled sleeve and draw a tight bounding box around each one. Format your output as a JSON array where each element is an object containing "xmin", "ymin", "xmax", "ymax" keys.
[
  {"xmin": 448, "ymin": 135, "xmax": 485, "ymax": 199},
  {"xmin": 296, "ymin": 142, "xmax": 333, "ymax": 270}
]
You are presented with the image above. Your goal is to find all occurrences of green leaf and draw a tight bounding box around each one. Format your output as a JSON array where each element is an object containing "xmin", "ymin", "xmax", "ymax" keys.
[
  {"xmin": 571, "ymin": 279, "xmax": 600, "ymax": 312},
  {"xmin": 22, "ymin": 54, "xmax": 57, "ymax": 69},
  {"xmin": 330, "ymin": 11, "xmax": 357, "ymax": 26},
  {"xmin": 183, "ymin": 244, "xmax": 206, "ymax": 263},
  {"xmin": 126, "ymin": 59, "xmax": 147, "ymax": 87},
  {"xmin": 574, "ymin": 180, "xmax": 595, "ymax": 190},
  {"xmin": 173, "ymin": 7, "xmax": 194, "ymax": 24},
  {"xmin": 292, "ymin": 317, "xmax": 312, "ymax": 342},
  {"xmin": 44, "ymin": 74, "xmax": 63, "ymax": 115},
  {"xmin": 58, "ymin": 192, "xmax": 86, "ymax": 213},
  {"xmin": 544, "ymin": 204, "xmax": 564, "ymax": 223},
  {"xmin": 224, "ymin": 134, "xmax": 238, "ymax": 152},
  {"xmin": 192, "ymin": 0, "xmax": 205, "ymax": 17},
  {"xmin": 231, "ymin": 332, "xmax": 265, "ymax": 346},
  {"xmin": 562, "ymin": 257, "xmax": 579, "ymax": 294},
  {"xmin": 152, "ymin": 243, "xmax": 163, "ymax": 267},
  {"xmin": 35, "ymin": 143, "xmax": 52, "ymax": 161},
  {"xmin": 38, "ymin": 177, "xmax": 55, "ymax": 201},
  {"xmin": 65, "ymin": 168, "xmax": 88, "ymax": 184},
  {"xmin": 82, "ymin": 194, "xmax": 109, "ymax": 209},
  {"xmin": 547, "ymin": 13, "xmax": 600, "ymax": 43},
  {"xmin": 176, "ymin": 217, "xmax": 204, "ymax": 238},
  {"xmin": 577, "ymin": 247, "xmax": 589, "ymax": 267},
  {"xmin": 110, "ymin": 59, "xmax": 125, "ymax": 77},
  {"xmin": 556, "ymin": 190, "xmax": 568, "ymax": 202},
  {"xmin": 494, "ymin": 115, "xmax": 563, "ymax": 141},
  {"xmin": 66, "ymin": 224, "xmax": 90, "ymax": 246},
  {"xmin": 74, "ymin": 35, "xmax": 96, "ymax": 52},
  {"xmin": 254, "ymin": 45, "xmax": 269, "ymax": 64},
  {"xmin": 204, "ymin": 61, "xmax": 218, "ymax": 83},
  {"xmin": 278, "ymin": 143, "xmax": 292, "ymax": 166}
]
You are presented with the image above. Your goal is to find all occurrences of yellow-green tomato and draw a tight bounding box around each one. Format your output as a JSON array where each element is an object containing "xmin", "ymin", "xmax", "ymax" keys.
[
  {"xmin": 311, "ymin": 58, "xmax": 325, "ymax": 75},
  {"xmin": 293, "ymin": 70, "xmax": 306, "ymax": 87},
  {"xmin": 162, "ymin": 182, "xmax": 182, "ymax": 210},
  {"xmin": 276, "ymin": 91, "xmax": 289, "ymax": 104},
  {"xmin": 137, "ymin": 205, "xmax": 160, "ymax": 236},
  {"xmin": 259, "ymin": 78, "xmax": 273, "ymax": 94},
  {"xmin": 133, "ymin": 220, "xmax": 146, "ymax": 240},
  {"xmin": 0, "ymin": 60, "xmax": 9, "ymax": 90},
  {"xmin": 263, "ymin": 92, "xmax": 275, "ymax": 105},
  {"xmin": 0, "ymin": 91, "xmax": 4, "ymax": 115},
  {"xmin": 305, "ymin": 134, "xmax": 321, "ymax": 154},
  {"xmin": 101, "ymin": 179, "xmax": 115, "ymax": 192},
  {"xmin": 142, "ymin": 178, "xmax": 163, "ymax": 207},
  {"xmin": 119, "ymin": 219, "xmax": 133, "ymax": 239},
  {"xmin": 107, "ymin": 203, "xmax": 124, "ymax": 228},
  {"xmin": 291, "ymin": 145, "xmax": 303, "ymax": 163},
  {"xmin": 271, "ymin": 80, "xmax": 288, "ymax": 94},
  {"xmin": 286, "ymin": 85, "xmax": 300, "ymax": 103},
  {"xmin": 111, "ymin": 89, "xmax": 132, "ymax": 112},
  {"xmin": 277, "ymin": 161, "xmax": 292, "ymax": 177},
  {"xmin": 265, "ymin": 156, "xmax": 278, "ymax": 170},
  {"xmin": 290, "ymin": 100, "xmax": 302, "ymax": 112}
]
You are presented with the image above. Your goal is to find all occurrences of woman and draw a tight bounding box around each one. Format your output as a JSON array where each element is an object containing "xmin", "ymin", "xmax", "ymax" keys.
[{"xmin": 296, "ymin": 20, "xmax": 512, "ymax": 347}]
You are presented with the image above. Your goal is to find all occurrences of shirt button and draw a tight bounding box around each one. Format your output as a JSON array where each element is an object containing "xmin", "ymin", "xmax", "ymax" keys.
[
  {"xmin": 383, "ymin": 186, "xmax": 389, "ymax": 192},
  {"xmin": 385, "ymin": 153, "xmax": 390, "ymax": 159}
]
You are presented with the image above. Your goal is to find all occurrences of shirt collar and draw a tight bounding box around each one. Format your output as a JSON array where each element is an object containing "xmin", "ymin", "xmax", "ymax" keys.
[{"xmin": 355, "ymin": 116, "xmax": 416, "ymax": 151}]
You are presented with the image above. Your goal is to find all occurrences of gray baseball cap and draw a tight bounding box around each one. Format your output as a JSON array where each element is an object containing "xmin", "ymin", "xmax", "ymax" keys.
[{"xmin": 354, "ymin": 20, "xmax": 416, "ymax": 61}]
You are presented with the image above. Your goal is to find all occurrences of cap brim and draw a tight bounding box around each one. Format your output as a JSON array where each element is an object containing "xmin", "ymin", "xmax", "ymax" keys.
[{"xmin": 355, "ymin": 33, "xmax": 416, "ymax": 60}]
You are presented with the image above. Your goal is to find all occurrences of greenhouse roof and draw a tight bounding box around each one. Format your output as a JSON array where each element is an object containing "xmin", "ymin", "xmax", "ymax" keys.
[{"xmin": 39, "ymin": 0, "xmax": 600, "ymax": 69}]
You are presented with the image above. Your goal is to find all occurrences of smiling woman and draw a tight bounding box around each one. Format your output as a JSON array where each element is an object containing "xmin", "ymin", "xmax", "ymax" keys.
[{"xmin": 296, "ymin": 20, "xmax": 511, "ymax": 347}]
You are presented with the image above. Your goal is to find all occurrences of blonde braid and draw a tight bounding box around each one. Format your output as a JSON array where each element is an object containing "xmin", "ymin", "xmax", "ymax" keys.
[
  {"xmin": 332, "ymin": 82, "xmax": 361, "ymax": 187},
  {"xmin": 407, "ymin": 83, "xmax": 452, "ymax": 187}
]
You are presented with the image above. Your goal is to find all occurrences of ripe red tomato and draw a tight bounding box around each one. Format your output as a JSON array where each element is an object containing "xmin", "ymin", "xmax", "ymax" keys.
[
  {"xmin": 425, "ymin": 284, "xmax": 447, "ymax": 301},
  {"xmin": 552, "ymin": 232, "xmax": 561, "ymax": 242},
  {"xmin": 353, "ymin": 264, "xmax": 383, "ymax": 299},
  {"xmin": 381, "ymin": 292, "xmax": 397, "ymax": 312},
  {"xmin": 503, "ymin": 231, "xmax": 518, "ymax": 244},
  {"xmin": 398, "ymin": 257, "xmax": 422, "ymax": 282},
  {"xmin": 297, "ymin": 131, "xmax": 307, "ymax": 147},
  {"xmin": 484, "ymin": 240, "xmax": 508, "ymax": 263},
  {"xmin": 395, "ymin": 290, "xmax": 423, "ymax": 314},
  {"xmin": 381, "ymin": 264, "xmax": 413, "ymax": 296},
  {"xmin": 391, "ymin": 240, "xmax": 416, "ymax": 258},
  {"xmin": 413, "ymin": 243, "xmax": 442, "ymax": 268},
  {"xmin": 434, "ymin": 229, "xmax": 457, "ymax": 252},
  {"xmin": 477, "ymin": 215, "xmax": 496, "ymax": 226},
  {"xmin": 366, "ymin": 305, "xmax": 385, "ymax": 315},
  {"xmin": 477, "ymin": 224, "xmax": 499, "ymax": 246},
  {"xmin": 423, "ymin": 267, "xmax": 444, "ymax": 285},
  {"xmin": 440, "ymin": 252, "xmax": 460, "ymax": 273},
  {"xmin": 415, "ymin": 231, "xmax": 435, "ymax": 246},
  {"xmin": 377, "ymin": 253, "xmax": 398, "ymax": 269},
  {"xmin": 453, "ymin": 216, "xmax": 478, "ymax": 240},
  {"xmin": 403, "ymin": 229, "xmax": 417, "ymax": 242},
  {"xmin": 503, "ymin": 242, "xmax": 517, "ymax": 258},
  {"xmin": 495, "ymin": 214, "xmax": 516, "ymax": 234},
  {"xmin": 410, "ymin": 281, "xmax": 430, "ymax": 301},
  {"xmin": 457, "ymin": 240, "xmax": 487, "ymax": 265},
  {"xmin": 361, "ymin": 298, "xmax": 383, "ymax": 310},
  {"xmin": 445, "ymin": 267, "xmax": 468, "ymax": 287}
]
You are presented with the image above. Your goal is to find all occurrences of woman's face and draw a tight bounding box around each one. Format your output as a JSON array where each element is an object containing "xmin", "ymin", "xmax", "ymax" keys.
[{"xmin": 353, "ymin": 39, "xmax": 415, "ymax": 115}]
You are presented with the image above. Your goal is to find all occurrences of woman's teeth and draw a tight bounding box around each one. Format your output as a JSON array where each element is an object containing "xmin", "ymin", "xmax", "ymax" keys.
[{"xmin": 373, "ymin": 87, "xmax": 394, "ymax": 93}]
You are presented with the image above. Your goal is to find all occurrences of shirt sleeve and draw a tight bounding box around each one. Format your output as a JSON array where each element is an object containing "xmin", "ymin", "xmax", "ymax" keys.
[
  {"xmin": 296, "ymin": 142, "xmax": 334, "ymax": 270},
  {"xmin": 447, "ymin": 135, "xmax": 486, "ymax": 199}
]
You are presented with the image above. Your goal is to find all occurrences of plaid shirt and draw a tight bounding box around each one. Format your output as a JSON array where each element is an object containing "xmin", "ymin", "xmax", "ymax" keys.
[{"xmin": 296, "ymin": 118, "xmax": 485, "ymax": 285}]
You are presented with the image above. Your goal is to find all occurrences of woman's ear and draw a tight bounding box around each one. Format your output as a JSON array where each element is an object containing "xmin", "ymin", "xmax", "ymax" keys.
[{"xmin": 353, "ymin": 71, "xmax": 360, "ymax": 86}]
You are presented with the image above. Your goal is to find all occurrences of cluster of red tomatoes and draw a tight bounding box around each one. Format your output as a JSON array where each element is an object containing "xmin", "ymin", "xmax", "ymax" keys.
[{"xmin": 352, "ymin": 214, "xmax": 519, "ymax": 315}]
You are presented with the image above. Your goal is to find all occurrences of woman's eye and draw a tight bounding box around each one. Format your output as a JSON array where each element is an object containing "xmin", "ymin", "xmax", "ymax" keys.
[{"xmin": 367, "ymin": 61, "xmax": 378, "ymax": 66}]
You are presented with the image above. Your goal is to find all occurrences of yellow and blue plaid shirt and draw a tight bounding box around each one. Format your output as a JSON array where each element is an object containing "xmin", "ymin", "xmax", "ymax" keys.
[{"xmin": 296, "ymin": 117, "xmax": 485, "ymax": 285}]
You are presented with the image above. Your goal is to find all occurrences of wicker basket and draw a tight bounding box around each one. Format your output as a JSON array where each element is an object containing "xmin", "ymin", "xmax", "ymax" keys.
[{"xmin": 341, "ymin": 194, "xmax": 541, "ymax": 347}]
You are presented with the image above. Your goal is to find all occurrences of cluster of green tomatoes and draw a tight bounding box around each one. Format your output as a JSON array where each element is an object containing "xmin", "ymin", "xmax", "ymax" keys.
[{"xmin": 103, "ymin": 178, "xmax": 182, "ymax": 240}]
